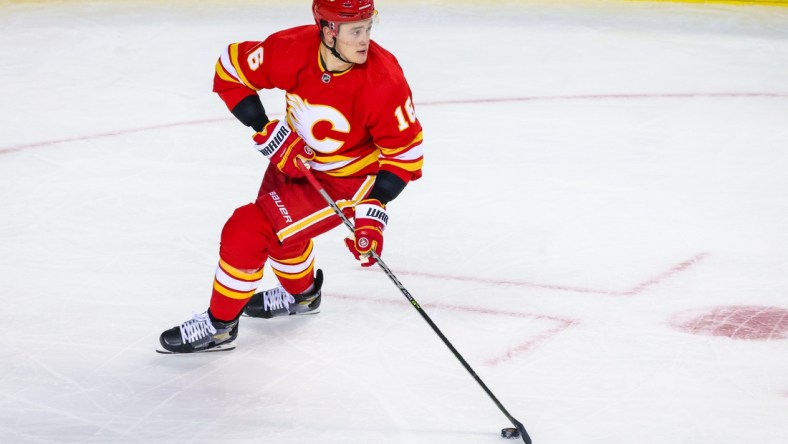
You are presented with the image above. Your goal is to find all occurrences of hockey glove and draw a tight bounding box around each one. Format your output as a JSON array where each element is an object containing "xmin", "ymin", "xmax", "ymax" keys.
[
  {"xmin": 344, "ymin": 199, "xmax": 388, "ymax": 267},
  {"xmin": 253, "ymin": 119, "xmax": 315, "ymax": 178}
]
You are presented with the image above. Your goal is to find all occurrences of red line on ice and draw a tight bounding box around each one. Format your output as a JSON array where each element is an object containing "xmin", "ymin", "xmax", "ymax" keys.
[
  {"xmin": 395, "ymin": 252, "xmax": 708, "ymax": 297},
  {"xmin": 332, "ymin": 292, "xmax": 572, "ymax": 321},
  {"xmin": 422, "ymin": 92, "xmax": 788, "ymax": 106},
  {"xmin": 0, "ymin": 117, "xmax": 231, "ymax": 154},
  {"xmin": 484, "ymin": 319, "xmax": 576, "ymax": 366},
  {"xmin": 3, "ymin": 92, "xmax": 787, "ymax": 155},
  {"xmin": 619, "ymin": 252, "xmax": 708, "ymax": 296},
  {"xmin": 331, "ymin": 292, "xmax": 579, "ymax": 365},
  {"xmin": 332, "ymin": 251, "xmax": 706, "ymax": 364},
  {"xmin": 363, "ymin": 252, "xmax": 707, "ymax": 363}
]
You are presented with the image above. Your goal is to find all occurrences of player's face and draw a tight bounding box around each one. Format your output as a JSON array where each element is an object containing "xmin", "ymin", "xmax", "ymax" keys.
[{"xmin": 335, "ymin": 19, "xmax": 372, "ymax": 64}]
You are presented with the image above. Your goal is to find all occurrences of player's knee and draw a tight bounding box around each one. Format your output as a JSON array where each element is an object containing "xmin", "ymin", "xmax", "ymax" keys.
[{"xmin": 219, "ymin": 203, "xmax": 274, "ymax": 268}]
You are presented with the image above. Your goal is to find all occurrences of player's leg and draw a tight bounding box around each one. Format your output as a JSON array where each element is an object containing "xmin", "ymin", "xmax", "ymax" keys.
[
  {"xmin": 270, "ymin": 239, "xmax": 317, "ymax": 295},
  {"xmin": 243, "ymin": 239, "xmax": 324, "ymax": 318},
  {"xmin": 243, "ymin": 166, "xmax": 376, "ymax": 319},
  {"xmin": 159, "ymin": 203, "xmax": 276, "ymax": 353}
]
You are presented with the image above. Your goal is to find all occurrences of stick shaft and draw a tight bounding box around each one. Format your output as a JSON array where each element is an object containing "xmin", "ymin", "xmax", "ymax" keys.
[{"xmin": 296, "ymin": 160, "xmax": 532, "ymax": 444}]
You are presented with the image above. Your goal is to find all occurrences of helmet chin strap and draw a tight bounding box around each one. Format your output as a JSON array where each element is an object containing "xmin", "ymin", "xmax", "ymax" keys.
[
  {"xmin": 322, "ymin": 27, "xmax": 353, "ymax": 67},
  {"xmin": 327, "ymin": 42, "xmax": 352, "ymax": 66}
]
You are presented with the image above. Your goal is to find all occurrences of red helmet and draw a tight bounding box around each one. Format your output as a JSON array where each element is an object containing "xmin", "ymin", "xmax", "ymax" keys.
[{"xmin": 313, "ymin": 0, "xmax": 375, "ymax": 34}]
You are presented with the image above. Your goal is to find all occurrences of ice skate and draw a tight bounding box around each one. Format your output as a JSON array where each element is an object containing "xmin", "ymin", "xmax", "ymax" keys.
[
  {"xmin": 243, "ymin": 269, "xmax": 323, "ymax": 318},
  {"xmin": 157, "ymin": 311, "xmax": 238, "ymax": 354}
]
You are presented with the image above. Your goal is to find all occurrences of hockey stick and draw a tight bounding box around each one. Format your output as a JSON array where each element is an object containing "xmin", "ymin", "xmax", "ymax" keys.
[{"xmin": 295, "ymin": 159, "xmax": 533, "ymax": 444}]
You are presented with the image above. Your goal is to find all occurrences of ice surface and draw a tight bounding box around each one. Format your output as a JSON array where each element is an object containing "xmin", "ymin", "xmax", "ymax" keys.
[{"xmin": 1, "ymin": 1, "xmax": 787, "ymax": 443}]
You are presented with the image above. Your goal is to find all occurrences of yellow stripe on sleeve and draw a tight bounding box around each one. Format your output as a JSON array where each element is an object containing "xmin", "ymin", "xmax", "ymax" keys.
[
  {"xmin": 215, "ymin": 60, "xmax": 241, "ymax": 84},
  {"xmin": 377, "ymin": 132, "xmax": 424, "ymax": 157},
  {"xmin": 379, "ymin": 158, "xmax": 424, "ymax": 172},
  {"xmin": 229, "ymin": 44, "xmax": 260, "ymax": 90}
]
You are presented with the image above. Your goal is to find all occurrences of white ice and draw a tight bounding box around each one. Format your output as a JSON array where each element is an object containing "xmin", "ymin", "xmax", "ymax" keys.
[{"xmin": 1, "ymin": 1, "xmax": 787, "ymax": 443}]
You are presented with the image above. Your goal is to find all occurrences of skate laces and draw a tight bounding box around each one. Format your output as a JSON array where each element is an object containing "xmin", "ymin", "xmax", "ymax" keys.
[
  {"xmin": 180, "ymin": 312, "xmax": 217, "ymax": 343},
  {"xmin": 263, "ymin": 287, "xmax": 296, "ymax": 312}
]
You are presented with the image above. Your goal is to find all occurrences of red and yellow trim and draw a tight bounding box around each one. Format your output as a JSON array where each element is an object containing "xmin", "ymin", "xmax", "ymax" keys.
[
  {"xmin": 314, "ymin": 150, "xmax": 381, "ymax": 177},
  {"xmin": 379, "ymin": 157, "xmax": 424, "ymax": 173},
  {"xmin": 215, "ymin": 60, "xmax": 240, "ymax": 84},
  {"xmin": 227, "ymin": 43, "xmax": 263, "ymax": 90},
  {"xmin": 212, "ymin": 259, "xmax": 264, "ymax": 300},
  {"xmin": 218, "ymin": 259, "xmax": 264, "ymax": 281},
  {"xmin": 270, "ymin": 244, "xmax": 317, "ymax": 281},
  {"xmin": 377, "ymin": 132, "xmax": 424, "ymax": 157},
  {"xmin": 270, "ymin": 240, "xmax": 315, "ymax": 265}
]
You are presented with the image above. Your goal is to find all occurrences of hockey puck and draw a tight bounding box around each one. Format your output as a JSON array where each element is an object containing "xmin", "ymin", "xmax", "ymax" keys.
[{"xmin": 501, "ymin": 427, "xmax": 520, "ymax": 439}]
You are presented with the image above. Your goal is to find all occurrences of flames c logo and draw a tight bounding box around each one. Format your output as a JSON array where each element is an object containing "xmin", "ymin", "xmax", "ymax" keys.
[{"xmin": 286, "ymin": 93, "xmax": 350, "ymax": 154}]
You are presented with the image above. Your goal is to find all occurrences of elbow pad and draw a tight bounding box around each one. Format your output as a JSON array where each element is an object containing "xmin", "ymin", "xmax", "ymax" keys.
[
  {"xmin": 367, "ymin": 171, "xmax": 407, "ymax": 205},
  {"xmin": 231, "ymin": 95, "xmax": 269, "ymax": 132}
]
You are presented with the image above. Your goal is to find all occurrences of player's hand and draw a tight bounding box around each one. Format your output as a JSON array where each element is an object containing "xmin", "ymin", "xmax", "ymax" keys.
[
  {"xmin": 344, "ymin": 199, "xmax": 387, "ymax": 267},
  {"xmin": 253, "ymin": 120, "xmax": 315, "ymax": 178}
]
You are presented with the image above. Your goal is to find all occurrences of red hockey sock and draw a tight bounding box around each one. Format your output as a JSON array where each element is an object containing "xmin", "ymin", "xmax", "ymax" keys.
[
  {"xmin": 269, "ymin": 239, "xmax": 316, "ymax": 295},
  {"xmin": 210, "ymin": 260, "xmax": 263, "ymax": 321},
  {"xmin": 209, "ymin": 203, "xmax": 275, "ymax": 321}
]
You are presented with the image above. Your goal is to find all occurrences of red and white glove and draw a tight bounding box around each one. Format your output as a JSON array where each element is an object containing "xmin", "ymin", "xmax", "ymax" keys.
[
  {"xmin": 253, "ymin": 119, "xmax": 315, "ymax": 178},
  {"xmin": 344, "ymin": 199, "xmax": 388, "ymax": 267}
]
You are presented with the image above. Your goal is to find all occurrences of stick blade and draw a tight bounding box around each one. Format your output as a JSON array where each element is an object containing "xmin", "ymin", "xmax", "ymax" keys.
[
  {"xmin": 501, "ymin": 420, "xmax": 532, "ymax": 443},
  {"xmin": 515, "ymin": 420, "xmax": 532, "ymax": 444}
]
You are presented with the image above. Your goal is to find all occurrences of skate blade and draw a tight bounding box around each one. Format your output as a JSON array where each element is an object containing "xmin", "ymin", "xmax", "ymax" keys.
[
  {"xmin": 155, "ymin": 343, "xmax": 236, "ymax": 354},
  {"xmin": 298, "ymin": 308, "xmax": 320, "ymax": 316},
  {"xmin": 241, "ymin": 308, "xmax": 321, "ymax": 318}
]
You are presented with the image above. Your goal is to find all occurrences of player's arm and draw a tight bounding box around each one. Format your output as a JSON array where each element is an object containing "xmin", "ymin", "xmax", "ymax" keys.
[
  {"xmin": 213, "ymin": 42, "xmax": 271, "ymax": 131},
  {"xmin": 369, "ymin": 93, "xmax": 423, "ymax": 203},
  {"xmin": 375, "ymin": 86, "xmax": 424, "ymax": 183},
  {"xmin": 367, "ymin": 170, "xmax": 406, "ymax": 205},
  {"xmin": 344, "ymin": 171, "xmax": 405, "ymax": 266},
  {"xmin": 345, "ymin": 87, "xmax": 424, "ymax": 267},
  {"xmin": 212, "ymin": 40, "xmax": 312, "ymax": 175},
  {"xmin": 231, "ymin": 95, "xmax": 269, "ymax": 132}
]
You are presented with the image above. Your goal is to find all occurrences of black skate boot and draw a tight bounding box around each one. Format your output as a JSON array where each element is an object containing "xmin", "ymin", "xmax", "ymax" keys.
[
  {"xmin": 243, "ymin": 269, "xmax": 324, "ymax": 318},
  {"xmin": 157, "ymin": 311, "xmax": 238, "ymax": 354}
]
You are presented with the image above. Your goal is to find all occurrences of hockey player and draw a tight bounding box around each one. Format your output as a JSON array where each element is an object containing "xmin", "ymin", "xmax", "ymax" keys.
[{"xmin": 158, "ymin": 0, "xmax": 424, "ymax": 353}]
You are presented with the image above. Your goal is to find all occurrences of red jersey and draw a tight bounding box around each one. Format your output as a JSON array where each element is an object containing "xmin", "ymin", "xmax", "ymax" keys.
[{"xmin": 213, "ymin": 25, "xmax": 423, "ymax": 183}]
